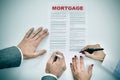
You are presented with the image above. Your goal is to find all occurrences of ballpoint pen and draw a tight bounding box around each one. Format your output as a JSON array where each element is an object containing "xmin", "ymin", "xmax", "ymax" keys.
[{"xmin": 80, "ymin": 48, "xmax": 104, "ymax": 54}]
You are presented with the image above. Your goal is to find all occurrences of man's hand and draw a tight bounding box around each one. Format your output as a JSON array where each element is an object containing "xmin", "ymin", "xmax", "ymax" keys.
[
  {"xmin": 81, "ymin": 44, "xmax": 105, "ymax": 62},
  {"xmin": 70, "ymin": 55, "xmax": 93, "ymax": 80},
  {"xmin": 45, "ymin": 51, "xmax": 66, "ymax": 78},
  {"xmin": 18, "ymin": 27, "xmax": 49, "ymax": 59}
]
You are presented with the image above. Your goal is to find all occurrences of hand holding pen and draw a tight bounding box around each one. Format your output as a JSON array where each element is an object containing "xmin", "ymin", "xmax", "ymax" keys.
[
  {"xmin": 45, "ymin": 51, "xmax": 66, "ymax": 78},
  {"xmin": 80, "ymin": 44, "xmax": 106, "ymax": 62}
]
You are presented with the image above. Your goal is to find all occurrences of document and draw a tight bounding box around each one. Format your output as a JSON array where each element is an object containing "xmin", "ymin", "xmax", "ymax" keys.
[{"xmin": 50, "ymin": 3, "xmax": 86, "ymax": 53}]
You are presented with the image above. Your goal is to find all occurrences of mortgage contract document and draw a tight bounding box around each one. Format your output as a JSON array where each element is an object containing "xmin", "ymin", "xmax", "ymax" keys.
[{"xmin": 50, "ymin": 3, "xmax": 86, "ymax": 53}]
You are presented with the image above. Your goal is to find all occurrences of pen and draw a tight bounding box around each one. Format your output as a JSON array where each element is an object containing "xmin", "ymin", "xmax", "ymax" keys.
[
  {"xmin": 54, "ymin": 54, "xmax": 62, "ymax": 62},
  {"xmin": 56, "ymin": 54, "xmax": 62, "ymax": 58},
  {"xmin": 80, "ymin": 48, "xmax": 104, "ymax": 54}
]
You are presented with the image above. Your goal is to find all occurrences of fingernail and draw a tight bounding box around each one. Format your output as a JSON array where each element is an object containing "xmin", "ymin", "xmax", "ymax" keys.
[
  {"xmin": 38, "ymin": 27, "xmax": 41, "ymax": 29},
  {"xmin": 91, "ymin": 64, "xmax": 94, "ymax": 67},
  {"xmin": 72, "ymin": 57, "xmax": 74, "ymax": 60},
  {"xmin": 75, "ymin": 55, "xmax": 77, "ymax": 58},
  {"xmin": 38, "ymin": 27, "xmax": 42, "ymax": 30},
  {"xmin": 30, "ymin": 27, "xmax": 34, "ymax": 31}
]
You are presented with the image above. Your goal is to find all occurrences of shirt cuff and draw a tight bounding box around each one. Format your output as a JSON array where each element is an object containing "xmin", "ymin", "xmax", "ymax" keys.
[
  {"xmin": 102, "ymin": 54, "xmax": 119, "ymax": 73},
  {"xmin": 44, "ymin": 73, "xmax": 57, "ymax": 79},
  {"xmin": 16, "ymin": 46, "xmax": 23, "ymax": 64}
]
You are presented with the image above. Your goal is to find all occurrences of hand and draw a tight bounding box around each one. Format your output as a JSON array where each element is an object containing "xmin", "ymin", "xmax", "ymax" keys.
[
  {"xmin": 81, "ymin": 44, "xmax": 105, "ymax": 62},
  {"xmin": 45, "ymin": 51, "xmax": 66, "ymax": 78},
  {"xmin": 70, "ymin": 55, "xmax": 93, "ymax": 80},
  {"xmin": 18, "ymin": 27, "xmax": 49, "ymax": 59}
]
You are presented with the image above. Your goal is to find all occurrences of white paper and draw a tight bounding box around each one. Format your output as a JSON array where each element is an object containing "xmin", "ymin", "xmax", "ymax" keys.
[{"xmin": 50, "ymin": 3, "xmax": 86, "ymax": 53}]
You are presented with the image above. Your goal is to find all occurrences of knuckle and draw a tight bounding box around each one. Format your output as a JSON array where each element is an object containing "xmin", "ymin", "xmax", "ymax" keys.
[
  {"xmin": 86, "ymin": 45, "xmax": 90, "ymax": 47},
  {"xmin": 96, "ymin": 44, "xmax": 100, "ymax": 47},
  {"xmin": 28, "ymin": 39, "xmax": 34, "ymax": 42},
  {"xmin": 24, "ymin": 38, "xmax": 29, "ymax": 41},
  {"xmin": 33, "ymin": 54, "xmax": 37, "ymax": 57},
  {"xmin": 96, "ymin": 43, "xmax": 100, "ymax": 45},
  {"xmin": 74, "ymin": 71, "xmax": 79, "ymax": 76}
]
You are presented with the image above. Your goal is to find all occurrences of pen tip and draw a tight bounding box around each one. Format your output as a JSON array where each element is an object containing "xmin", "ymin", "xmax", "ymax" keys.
[
  {"xmin": 79, "ymin": 51, "xmax": 82, "ymax": 53},
  {"xmin": 79, "ymin": 51, "xmax": 85, "ymax": 54}
]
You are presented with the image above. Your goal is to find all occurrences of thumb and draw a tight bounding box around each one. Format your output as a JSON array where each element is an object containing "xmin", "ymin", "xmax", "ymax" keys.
[
  {"xmin": 84, "ymin": 51, "xmax": 94, "ymax": 59},
  {"xmin": 88, "ymin": 64, "xmax": 94, "ymax": 75},
  {"xmin": 33, "ymin": 49, "xmax": 47, "ymax": 57}
]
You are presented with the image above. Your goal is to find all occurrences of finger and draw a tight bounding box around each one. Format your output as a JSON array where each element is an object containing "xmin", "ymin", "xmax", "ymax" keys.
[
  {"xmin": 95, "ymin": 44, "xmax": 101, "ymax": 48},
  {"xmin": 58, "ymin": 51, "xmax": 66, "ymax": 64},
  {"xmin": 74, "ymin": 55, "xmax": 78, "ymax": 69},
  {"xmin": 84, "ymin": 51, "xmax": 95, "ymax": 59},
  {"xmin": 24, "ymin": 28, "xmax": 34, "ymax": 38},
  {"xmin": 33, "ymin": 28, "xmax": 48, "ymax": 40},
  {"xmin": 33, "ymin": 49, "xmax": 46, "ymax": 57},
  {"xmin": 88, "ymin": 64, "xmax": 94, "ymax": 75},
  {"xmin": 81, "ymin": 45, "xmax": 89, "ymax": 51},
  {"xmin": 70, "ymin": 63, "xmax": 74, "ymax": 73},
  {"xmin": 56, "ymin": 51, "xmax": 64, "ymax": 58},
  {"xmin": 48, "ymin": 52, "xmax": 56, "ymax": 63},
  {"xmin": 55, "ymin": 51, "xmax": 66, "ymax": 71},
  {"xmin": 72, "ymin": 57, "xmax": 76, "ymax": 71},
  {"xmin": 80, "ymin": 56, "xmax": 85, "ymax": 71},
  {"xmin": 81, "ymin": 44, "xmax": 97, "ymax": 51},
  {"xmin": 81, "ymin": 47, "xmax": 86, "ymax": 51},
  {"xmin": 56, "ymin": 51, "xmax": 65, "ymax": 63},
  {"xmin": 30, "ymin": 27, "xmax": 43, "ymax": 39},
  {"xmin": 36, "ymin": 28, "xmax": 48, "ymax": 42},
  {"xmin": 37, "ymin": 32, "xmax": 49, "ymax": 42},
  {"xmin": 55, "ymin": 57, "xmax": 66, "ymax": 70}
]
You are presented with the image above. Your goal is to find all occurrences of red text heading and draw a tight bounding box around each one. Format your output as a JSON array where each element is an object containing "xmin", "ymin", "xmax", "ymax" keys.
[{"xmin": 52, "ymin": 6, "xmax": 83, "ymax": 10}]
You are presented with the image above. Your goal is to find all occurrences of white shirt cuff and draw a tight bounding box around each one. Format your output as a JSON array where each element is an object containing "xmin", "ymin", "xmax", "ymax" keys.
[
  {"xmin": 16, "ymin": 46, "xmax": 23, "ymax": 64},
  {"xmin": 44, "ymin": 73, "xmax": 57, "ymax": 79},
  {"xmin": 102, "ymin": 54, "xmax": 119, "ymax": 73}
]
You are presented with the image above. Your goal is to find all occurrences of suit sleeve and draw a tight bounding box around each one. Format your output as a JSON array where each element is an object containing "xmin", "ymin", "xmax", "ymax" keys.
[
  {"xmin": 41, "ymin": 76, "xmax": 57, "ymax": 80},
  {"xmin": 0, "ymin": 46, "xmax": 22, "ymax": 69}
]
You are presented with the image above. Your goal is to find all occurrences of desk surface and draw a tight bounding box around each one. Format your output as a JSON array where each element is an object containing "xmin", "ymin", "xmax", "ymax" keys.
[{"xmin": 0, "ymin": 0, "xmax": 120, "ymax": 80}]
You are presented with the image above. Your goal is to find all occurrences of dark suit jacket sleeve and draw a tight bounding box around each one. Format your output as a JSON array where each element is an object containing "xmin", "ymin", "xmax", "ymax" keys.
[
  {"xmin": 0, "ymin": 46, "xmax": 22, "ymax": 69},
  {"xmin": 41, "ymin": 76, "xmax": 57, "ymax": 80}
]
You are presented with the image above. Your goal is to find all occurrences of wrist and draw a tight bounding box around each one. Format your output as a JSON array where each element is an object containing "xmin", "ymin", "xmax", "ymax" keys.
[
  {"xmin": 16, "ymin": 46, "xmax": 24, "ymax": 63},
  {"xmin": 45, "ymin": 73, "xmax": 57, "ymax": 79},
  {"xmin": 17, "ymin": 45, "xmax": 25, "ymax": 59}
]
